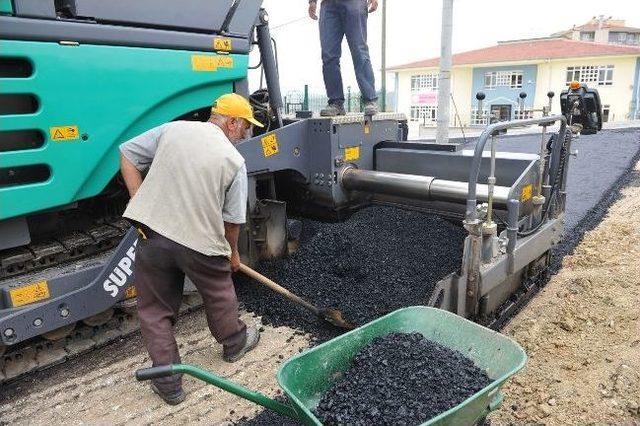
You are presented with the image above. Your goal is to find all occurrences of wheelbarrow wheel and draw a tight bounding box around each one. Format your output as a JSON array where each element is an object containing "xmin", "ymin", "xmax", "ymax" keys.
[{"xmin": 475, "ymin": 415, "xmax": 489, "ymax": 425}]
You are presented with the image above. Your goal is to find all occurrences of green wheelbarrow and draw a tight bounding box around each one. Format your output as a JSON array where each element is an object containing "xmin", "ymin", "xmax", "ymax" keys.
[{"xmin": 135, "ymin": 306, "xmax": 527, "ymax": 425}]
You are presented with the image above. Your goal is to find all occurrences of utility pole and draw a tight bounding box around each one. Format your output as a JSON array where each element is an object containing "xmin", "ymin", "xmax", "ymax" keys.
[
  {"xmin": 436, "ymin": 0, "xmax": 453, "ymax": 144},
  {"xmin": 380, "ymin": 0, "xmax": 387, "ymax": 112}
]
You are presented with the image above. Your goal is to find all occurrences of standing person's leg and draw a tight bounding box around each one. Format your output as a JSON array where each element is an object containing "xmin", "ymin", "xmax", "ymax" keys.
[
  {"xmin": 344, "ymin": 0, "xmax": 377, "ymax": 109},
  {"xmin": 178, "ymin": 249, "xmax": 254, "ymax": 361},
  {"xmin": 134, "ymin": 227, "xmax": 186, "ymax": 401},
  {"xmin": 319, "ymin": 0, "xmax": 346, "ymax": 112}
]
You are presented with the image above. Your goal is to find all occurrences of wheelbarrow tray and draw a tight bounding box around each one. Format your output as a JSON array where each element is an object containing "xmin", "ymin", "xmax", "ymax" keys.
[{"xmin": 277, "ymin": 306, "xmax": 527, "ymax": 425}]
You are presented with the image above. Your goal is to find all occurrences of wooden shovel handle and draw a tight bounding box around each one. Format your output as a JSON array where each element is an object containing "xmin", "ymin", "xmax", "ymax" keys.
[{"xmin": 238, "ymin": 264, "xmax": 320, "ymax": 316}]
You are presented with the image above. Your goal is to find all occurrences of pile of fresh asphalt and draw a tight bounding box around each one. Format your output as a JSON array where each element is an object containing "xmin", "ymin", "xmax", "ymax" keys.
[
  {"xmin": 314, "ymin": 332, "xmax": 492, "ymax": 425},
  {"xmin": 234, "ymin": 205, "xmax": 466, "ymax": 341}
]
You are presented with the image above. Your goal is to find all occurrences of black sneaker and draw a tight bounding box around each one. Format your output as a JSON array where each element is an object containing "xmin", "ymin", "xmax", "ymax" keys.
[
  {"xmin": 364, "ymin": 100, "xmax": 379, "ymax": 116},
  {"xmin": 150, "ymin": 383, "xmax": 186, "ymax": 405},
  {"xmin": 223, "ymin": 324, "xmax": 261, "ymax": 363},
  {"xmin": 320, "ymin": 103, "xmax": 346, "ymax": 117}
]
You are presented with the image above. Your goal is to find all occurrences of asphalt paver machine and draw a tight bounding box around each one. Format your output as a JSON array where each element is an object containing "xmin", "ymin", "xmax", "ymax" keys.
[{"xmin": 0, "ymin": 0, "xmax": 600, "ymax": 382}]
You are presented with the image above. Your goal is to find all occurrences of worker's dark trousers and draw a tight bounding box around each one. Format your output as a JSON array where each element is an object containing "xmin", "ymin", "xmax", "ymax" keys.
[
  {"xmin": 134, "ymin": 226, "xmax": 247, "ymax": 393},
  {"xmin": 319, "ymin": 0, "xmax": 377, "ymax": 104}
]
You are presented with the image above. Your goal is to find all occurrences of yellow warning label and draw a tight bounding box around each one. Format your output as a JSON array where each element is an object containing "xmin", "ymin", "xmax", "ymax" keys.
[
  {"xmin": 191, "ymin": 55, "xmax": 235, "ymax": 71},
  {"xmin": 192, "ymin": 55, "xmax": 216, "ymax": 71},
  {"xmin": 364, "ymin": 125, "xmax": 370, "ymax": 135},
  {"xmin": 125, "ymin": 286, "xmax": 137, "ymax": 299},
  {"xmin": 213, "ymin": 37, "xmax": 233, "ymax": 51},
  {"xmin": 261, "ymin": 133, "xmax": 279, "ymax": 157},
  {"xmin": 521, "ymin": 184, "xmax": 533, "ymax": 202},
  {"xmin": 50, "ymin": 125, "xmax": 79, "ymax": 141},
  {"xmin": 344, "ymin": 146, "xmax": 360, "ymax": 161},
  {"xmin": 216, "ymin": 56, "xmax": 234, "ymax": 69},
  {"xmin": 10, "ymin": 281, "xmax": 50, "ymax": 307}
]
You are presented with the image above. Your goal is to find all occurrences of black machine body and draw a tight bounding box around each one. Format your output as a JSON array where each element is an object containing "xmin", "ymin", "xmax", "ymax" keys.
[{"xmin": 560, "ymin": 83, "xmax": 603, "ymax": 135}]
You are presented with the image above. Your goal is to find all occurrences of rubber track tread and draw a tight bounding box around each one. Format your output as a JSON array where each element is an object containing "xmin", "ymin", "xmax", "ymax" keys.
[
  {"xmin": 0, "ymin": 219, "xmax": 129, "ymax": 279},
  {"xmin": 0, "ymin": 294, "xmax": 204, "ymax": 384}
]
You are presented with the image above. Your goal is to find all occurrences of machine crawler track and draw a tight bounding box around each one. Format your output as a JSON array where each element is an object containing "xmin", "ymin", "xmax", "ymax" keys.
[
  {"xmin": 0, "ymin": 219, "xmax": 130, "ymax": 279},
  {"xmin": 0, "ymin": 293, "xmax": 205, "ymax": 384}
]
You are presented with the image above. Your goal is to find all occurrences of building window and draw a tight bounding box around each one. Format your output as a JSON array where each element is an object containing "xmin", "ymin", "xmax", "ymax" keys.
[
  {"xmin": 471, "ymin": 108, "xmax": 489, "ymax": 125},
  {"xmin": 410, "ymin": 73, "xmax": 439, "ymax": 92},
  {"xmin": 609, "ymin": 31, "xmax": 639, "ymax": 45},
  {"xmin": 410, "ymin": 105, "xmax": 437, "ymax": 124},
  {"xmin": 580, "ymin": 31, "xmax": 595, "ymax": 41},
  {"xmin": 566, "ymin": 65, "xmax": 614, "ymax": 86},
  {"xmin": 484, "ymin": 71, "xmax": 523, "ymax": 89},
  {"xmin": 514, "ymin": 109, "xmax": 533, "ymax": 120}
]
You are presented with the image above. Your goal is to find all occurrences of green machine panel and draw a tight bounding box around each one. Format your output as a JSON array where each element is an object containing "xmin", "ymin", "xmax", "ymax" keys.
[
  {"xmin": 0, "ymin": 40, "xmax": 248, "ymax": 219},
  {"xmin": 0, "ymin": 0, "xmax": 12, "ymax": 14}
]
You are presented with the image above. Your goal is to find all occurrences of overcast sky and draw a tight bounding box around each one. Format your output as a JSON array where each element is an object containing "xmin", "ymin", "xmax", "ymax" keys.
[{"xmin": 247, "ymin": 0, "xmax": 639, "ymax": 97}]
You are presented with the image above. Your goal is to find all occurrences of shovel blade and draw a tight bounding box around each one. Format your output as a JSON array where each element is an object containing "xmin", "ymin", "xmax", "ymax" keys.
[{"xmin": 321, "ymin": 308, "xmax": 355, "ymax": 330}]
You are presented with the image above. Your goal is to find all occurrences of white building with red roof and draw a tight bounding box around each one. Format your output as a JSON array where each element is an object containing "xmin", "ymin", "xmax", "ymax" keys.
[{"xmin": 388, "ymin": 23, "xmax": 640, "ymax": 138}]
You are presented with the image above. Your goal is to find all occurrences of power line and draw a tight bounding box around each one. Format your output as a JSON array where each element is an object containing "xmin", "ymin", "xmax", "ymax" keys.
[{"xmin": 271, "ymin": 15, "xmax": 308, "ymax": 30}]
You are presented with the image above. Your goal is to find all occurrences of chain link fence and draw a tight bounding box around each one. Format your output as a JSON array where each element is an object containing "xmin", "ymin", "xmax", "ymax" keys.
[{"xmin": 282, "ymin": 85, "xmax": 395, "ymax": 115}]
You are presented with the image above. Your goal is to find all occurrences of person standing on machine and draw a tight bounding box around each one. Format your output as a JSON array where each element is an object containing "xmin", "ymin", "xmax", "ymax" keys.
[
  {"xmin": 119, "ymin": 93, "xmax": 263, "ymax": 405},
  {"xmin": 308, "ymin": 0, "xmax": 379, "ymax": 116}
]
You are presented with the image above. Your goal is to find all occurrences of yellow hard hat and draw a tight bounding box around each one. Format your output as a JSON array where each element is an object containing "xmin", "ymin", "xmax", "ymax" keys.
[{"xmin": 212, "ymin": 93, "xmax": 264, "ymax": 127}]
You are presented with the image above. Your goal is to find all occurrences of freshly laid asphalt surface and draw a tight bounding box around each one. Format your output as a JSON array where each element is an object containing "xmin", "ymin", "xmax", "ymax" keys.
[
  {"xmin": 314, "ymin": 332, "xmax": 491, "ymax": 425},
  {"xmin": 471, "ymin": 128, "xmax": 640, "ymax": 230}
]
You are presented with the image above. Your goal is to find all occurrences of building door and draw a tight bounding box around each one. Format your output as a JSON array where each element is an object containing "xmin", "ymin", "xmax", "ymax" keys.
[{"xmin": 490, "ymin": 104, "xmax": 512, "ymax": 122}]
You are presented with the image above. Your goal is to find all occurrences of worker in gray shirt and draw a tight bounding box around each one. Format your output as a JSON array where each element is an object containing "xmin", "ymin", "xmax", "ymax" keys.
[{"xmin": 119, "ymin": 93, "xmax": 263, "ymax": 405}]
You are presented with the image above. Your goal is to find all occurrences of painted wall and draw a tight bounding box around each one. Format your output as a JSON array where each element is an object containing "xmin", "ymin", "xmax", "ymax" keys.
[
  {"xmin": 633, "ymin": 58, "xmax": 640, "ymax": 119},
  {"xmin": 392, "ymin": 54, "xmax": 639, "ymax": 139},
  {"xmin": 534, "ymin": 55, "xmax": 639, "ymax": 121},
  {"xmin": 452, "ymin": 67, "xmax": 473, "ymax": 127},
  {"xmin": 393, "ymin": 67, "xmax": 473, "ymax": 138},
  {"xmin": 394, "ymin": 69, "xmax": 416, "ymax": 136},
  {"xmin": 470, "ymin": 64, "xmax": 538, "ymax": 118}
]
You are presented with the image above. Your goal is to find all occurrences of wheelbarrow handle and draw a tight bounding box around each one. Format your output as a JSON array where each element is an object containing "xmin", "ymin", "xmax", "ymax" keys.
[
  {"xmin": 135, "ymin": 365, "xmax": 175, "ymax": 381},
  {"xmin": 134, "ymin": 363, "xmax": 301, "ymax": 421}
]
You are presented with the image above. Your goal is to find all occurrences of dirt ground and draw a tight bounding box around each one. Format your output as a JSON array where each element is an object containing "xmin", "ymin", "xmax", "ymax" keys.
[
  {"xmin": 491, "ymin": 162, "xmax": 640, "ymax": 425},
  {"xmin": 0, "ymin": 312, "xmax": 310, "ymax": 425}
]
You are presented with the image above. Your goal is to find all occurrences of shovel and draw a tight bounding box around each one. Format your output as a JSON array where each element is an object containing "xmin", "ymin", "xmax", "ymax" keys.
[{"xmin": 238, "ymin": 263, "xmax": 354, "ymax": 330}]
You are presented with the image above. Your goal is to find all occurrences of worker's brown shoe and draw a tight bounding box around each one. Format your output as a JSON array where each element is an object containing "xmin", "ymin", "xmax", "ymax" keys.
[
  {"xmin": 223, "ymin": 324, "xmax": 261, "ymax": 363},
  {"xmin": 364, "ymin": 100, "xmax": 379, "ymax": 116},
  {"xmin": 320, "ymin": 103, "xmax": 346, "ymax": 117},
  {"xmin": 150, "ymin": 383, "xmax": 186, "ymax": 405}
]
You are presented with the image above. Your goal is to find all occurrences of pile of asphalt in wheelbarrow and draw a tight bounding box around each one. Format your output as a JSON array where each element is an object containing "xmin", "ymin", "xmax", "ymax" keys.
[
  {"xmin": 234, "ymin": 206, "xmax": 466, "ymax": 342},
  {"xmin": 315, "ymin": 332, "xmax": 492, "ymax": 425}
]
